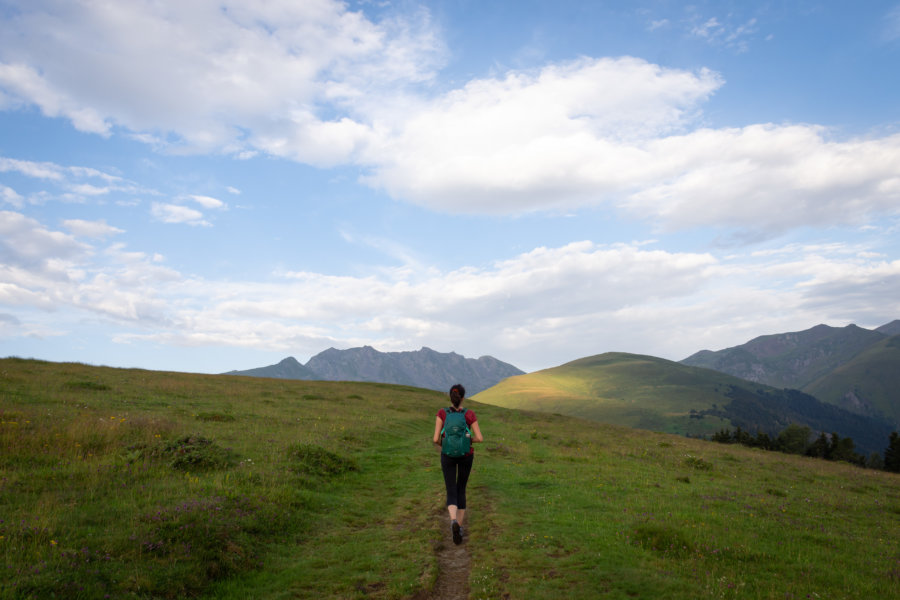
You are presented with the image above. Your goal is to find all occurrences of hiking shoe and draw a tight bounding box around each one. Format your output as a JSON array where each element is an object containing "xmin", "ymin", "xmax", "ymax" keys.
[{"xmin": 452, "ymin": 521, "xmax": 462, "ymax": 545}]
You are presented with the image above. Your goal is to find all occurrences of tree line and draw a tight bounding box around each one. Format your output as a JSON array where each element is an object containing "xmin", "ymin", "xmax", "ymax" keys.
[{"xmin": 711, "ymin": 425, "xmax": 900, "ymax": 472}]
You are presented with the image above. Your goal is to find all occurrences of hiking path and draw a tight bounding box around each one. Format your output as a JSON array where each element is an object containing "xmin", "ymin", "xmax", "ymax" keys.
[{"xmin": 429, "ymin": 510, "xmax": 471, "ymax": 600}]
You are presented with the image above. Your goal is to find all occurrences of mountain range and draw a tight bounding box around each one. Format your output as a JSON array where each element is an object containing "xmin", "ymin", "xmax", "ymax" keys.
[
  {"xmin": 224, "ymin": 346, "xmax": 524, "ymax": 395},
  {"xmin": 680, "ymin": 320, "xmax": 900, "ymax": 428},
  {"xmin": 225, "ymin": 320, "xmax": 898, "ymax": 452}
]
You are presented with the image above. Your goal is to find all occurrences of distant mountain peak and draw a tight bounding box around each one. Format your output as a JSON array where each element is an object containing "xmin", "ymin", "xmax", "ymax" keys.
[
  {"xmin": 876, "ymin": 320, "xmax": 900, "ymax": 336},
  {"xmin": 224, "ymin": 346, "xmax": 524, "ymax": 394},
  {"xmin": 224, "ymin": 355, "xmax": 316, "ymax": 380}
]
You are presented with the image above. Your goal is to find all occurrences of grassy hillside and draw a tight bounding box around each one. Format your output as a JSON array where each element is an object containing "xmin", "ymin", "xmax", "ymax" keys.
[
  {"xmin": 473, "ymin": 352, "xmax": 893, "ymax": 455},
  {"xmin": 474, "ymin": 353, "xmax": 737, "ymax": 436},
  {"xmin": 803, "ymin": 335, "xmax": 900, "ymax": 428},
  {"xmin": 2, "ymin": 357, "xmax": 899, "ymax": 599}
]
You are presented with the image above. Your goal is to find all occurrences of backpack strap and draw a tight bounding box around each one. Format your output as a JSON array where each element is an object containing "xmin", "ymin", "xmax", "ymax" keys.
[{"xmin": 440, "ymin": 407, "xmax": 451, "ymax": 436}]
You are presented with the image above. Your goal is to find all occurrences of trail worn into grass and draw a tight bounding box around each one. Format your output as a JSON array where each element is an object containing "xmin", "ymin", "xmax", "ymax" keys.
[{"xmin": 430, "ymin": 511, "xmax": 471, "ymax": 600}]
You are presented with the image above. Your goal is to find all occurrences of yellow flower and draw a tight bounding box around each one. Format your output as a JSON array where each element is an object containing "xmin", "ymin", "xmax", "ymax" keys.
[{"xmin": 50, "ymin": 540, "xmax": 57, "ymax": 546}]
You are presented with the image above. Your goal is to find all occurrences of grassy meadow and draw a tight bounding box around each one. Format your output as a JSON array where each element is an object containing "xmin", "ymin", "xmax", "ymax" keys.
[{"xmin": 1, "ymin": 357, "xmax": 899, "ymax": 599}]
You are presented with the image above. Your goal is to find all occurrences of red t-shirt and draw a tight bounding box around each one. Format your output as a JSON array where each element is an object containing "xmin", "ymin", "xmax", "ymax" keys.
[{"xmin": 437, "ymin": 407, "xmax": 477, "ymax": 456}]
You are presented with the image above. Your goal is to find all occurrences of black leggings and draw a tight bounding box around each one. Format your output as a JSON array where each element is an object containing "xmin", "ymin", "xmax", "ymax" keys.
[{"xmin": 440, "ymin": 453, "xmax": 474, "ymax": 509}]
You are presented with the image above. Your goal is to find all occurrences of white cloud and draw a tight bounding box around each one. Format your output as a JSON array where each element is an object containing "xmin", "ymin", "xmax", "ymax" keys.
[
  {"xmin": 686, "ymin": 13, "xmax": 758, "ymax": 52},
  {"xmin": 625, "ymin": 125, "xmax": 900, "ymax": 233},
  {"xmin": 62, "ymin": 219, "xmax": 124, "ymax": 239},
  {"xmin": 67, "ymin": 183, "xmax": 112, "ymax": 197},
  {"xmin": 0, "ymin": 0, "xmax": 443, "ymax": 156},
  {"xmin": 362, "ymin": 56, "xmax": 723, "ymax": 213},
  {"xmin": 0, "ymin": 210, "xmax": 91, "ymax": 269},
  {"xmin": 0, "ymin": 156, "xmax": 67, "ymax": 180},
  {"xmin": 0, "ymin": 63, "xmax": 111, "ymax": 134},
  {"xmin": 0, "ymin": 156, "xmax": 140, "ymax": 203},
  {"xmin": 1, "ymin": 184, "xmax": 23, "ymax": 207},
  {"xmin": 0, "ymin": 211, "xmax": 180, "ymax": 325},
  {"xmin": 190, "ymin": 195, "xmax": 226, "ymax": 209},
  {"xmin": 691, "ymin": 17, "xmax": 722, "ymax": 39},
  {"xmin": 150, "ymin": 203, "xmax": 209, "ymax": 226},
  {"xmin": 360, "ymin": 61, "xmax": 900, "ymax": 235}
]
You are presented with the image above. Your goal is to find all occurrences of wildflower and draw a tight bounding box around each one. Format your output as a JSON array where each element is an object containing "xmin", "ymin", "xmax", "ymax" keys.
[{"xmin": 50, "ymin": 540, "xmax": 57, "ymax": 546}]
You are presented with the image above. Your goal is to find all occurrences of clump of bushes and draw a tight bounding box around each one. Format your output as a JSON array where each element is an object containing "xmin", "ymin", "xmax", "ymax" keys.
[
  {"xmin": 286, "ymin": 443, "xmax": 358, "ymax": 477},
  {"xmin": 683, "ymin": 454, "xmax": 713, "ymax": 471},
  {"xmin": 139, "ymin": 435, "xmax": 238, "ymax": 471}
]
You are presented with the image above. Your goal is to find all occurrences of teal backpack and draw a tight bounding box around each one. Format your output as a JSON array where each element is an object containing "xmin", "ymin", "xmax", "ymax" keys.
[{"xmin": 441, "ymin": 408, "xmax": 471, "ymax": 457}]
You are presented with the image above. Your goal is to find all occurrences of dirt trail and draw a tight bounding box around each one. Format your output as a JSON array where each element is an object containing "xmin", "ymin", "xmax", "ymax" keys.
[{"xmin": 429, "ymin": 513, "xmax": 471, "ymax": 600}]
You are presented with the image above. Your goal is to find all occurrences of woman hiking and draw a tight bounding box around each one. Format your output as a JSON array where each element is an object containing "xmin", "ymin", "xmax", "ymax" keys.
[{"xmin": 433, "ymin": 383, "xmax": 483, "ymax": 544}]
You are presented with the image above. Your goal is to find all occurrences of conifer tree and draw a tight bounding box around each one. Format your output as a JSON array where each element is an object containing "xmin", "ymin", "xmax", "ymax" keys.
[
  {"xmin": 807, "ymin": 432, "xmax": 829, "ymax": 459},
  {"xmin": 885, "ymin": 432, "xmax": 900, "ymax": 473},
  {"xmin": 866, "ymin": 452, "xmax": 884, "ymax": 470},
  {"xmin": 831, "ymin": 434, "xmax": 861, "ymax": 465},
  {"xmin": 826, "ymin": 432, "xmax": 840, "ymax": 461}
]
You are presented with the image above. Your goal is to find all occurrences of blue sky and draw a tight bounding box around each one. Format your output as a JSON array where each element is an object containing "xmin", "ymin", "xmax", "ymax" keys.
[{"xmin": 1, "ymin": 0, "xmax": 899, "ymax": 374}]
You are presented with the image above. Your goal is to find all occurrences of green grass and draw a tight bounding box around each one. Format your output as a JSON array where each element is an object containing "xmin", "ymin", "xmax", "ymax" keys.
[{"xmin": 1, "ymin": 357, "xmax": 899, "ymax": 599}]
